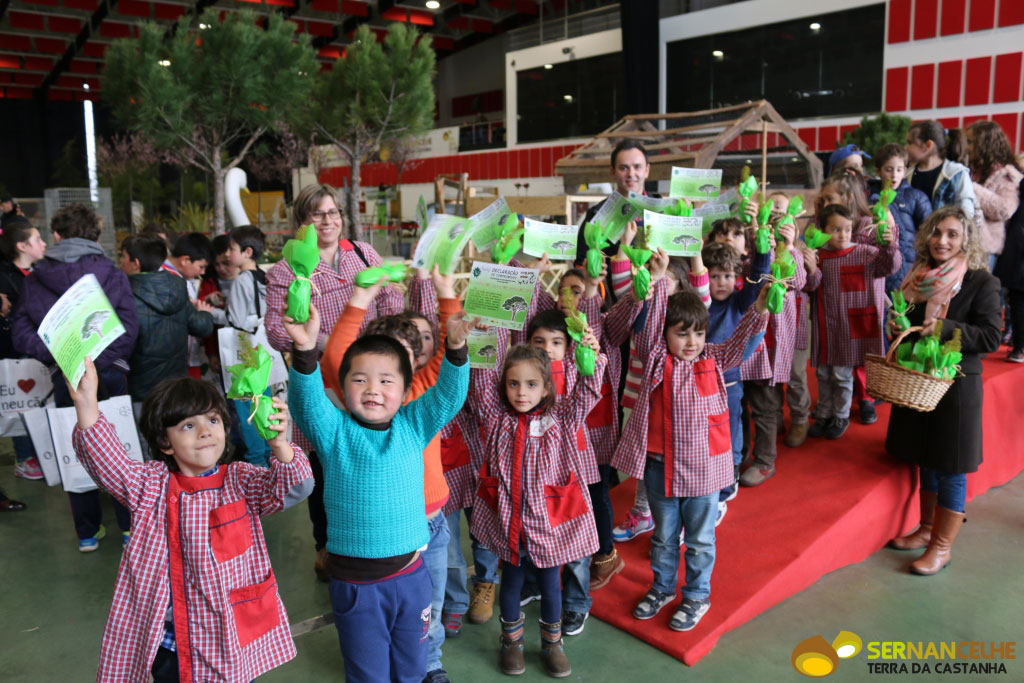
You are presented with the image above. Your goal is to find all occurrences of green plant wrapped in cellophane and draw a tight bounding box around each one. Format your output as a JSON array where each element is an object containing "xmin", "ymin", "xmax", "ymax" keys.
[
  {"xmin": 872, "ymin": 184, "xmax": 897, "ymax": 246},
  {"xmin": 560, "ymin": 287, "xmax": 595, "ymax": 377},
  {"xmin": 621, "ymin": 244, "xmax": 652, "ymax": 300},
  {"xmin": 663, "ymin": 199, "xmax": 692, "ymax": 217},
  {"xmin": 583, "ymin": 220, "xmax": 611, "ymax": 278},
  {"xmin": 803, "ymin": 223, "xmax": 832, "ymax": 250},
  {"xmin": 754, "ymin": 202, "xmax": 773, "ymax": 254},
  {"xmin": 895, "ymin": 321, "xmax": 962, "ymax": 379},
  {"xmin": 889, "ymin": 290, "xmax": 911, "ymax": 332},
  {"xmin": 765, "ymin": 249, "xmax": 796, "ymax": 314},
  {"xmin": 490, "ymin": 213, "xmax": 523, "ymax": 265},
  {"xmin": 738, "ymin": 175, "xmax": 758, "ymax": 224},
  {"xmin": 226, "ymin": 340, "xmax": 278, "ymax": 440},
  {"xmin": 282, "ymin": 224, "xmax": 320, "ymax": 323},
  {"xmin": 354, "ymin": 263, "xmax": 409, "ymax": 288}
]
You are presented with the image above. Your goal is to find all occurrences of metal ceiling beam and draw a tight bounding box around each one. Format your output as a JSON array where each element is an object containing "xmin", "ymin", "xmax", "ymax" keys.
[{"xmin": 39, "ymin": 0, "xmax": 119, "ymax": 94}]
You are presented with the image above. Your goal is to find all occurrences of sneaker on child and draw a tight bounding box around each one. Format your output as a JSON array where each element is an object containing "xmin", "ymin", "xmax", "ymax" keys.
[
  {"xmin": 423, "ymin": 668, "xmax": 451, "ymax": 683},
  {"xmin": 633, "ymin": 589, "xmax": 675, "ymax": 620},
  {"xmin": 859, "ymin": 400, "xmax": 877, "ymax": 425},
  {"xmin": 562, "ymin": 610, "xmax": 588, "ymax": 636},
  {"xmin": 825, "ymin": 417, "xmax": 850, "ymax": 440},
  {"xmin": 612, "ymin": 509, "xmax": 654, "ymax": 542},
  {"xmin": 807, "ymin": 418, "xmax": 831, "ymax": 438},
  {"xmin": 669, "ymin": 597, "xmax": 711, "ymax": 632},
  {"xmin": 442, "ymin": 612, "xmax": 463, "ymax": 638},
  {"xmin": 13, "ymin": 457, "xmax": 44, "ymax": 480},
  {"xmin": 519, "ymin": 585, "xmax": 542, "ymax": 607},
  {"xmin": 79, "ymin": 524, "xmax": 106, "ymax": 553},
  {"xmin": 714, "ymin": 501, "xmax": 728, "ymax": 527}
]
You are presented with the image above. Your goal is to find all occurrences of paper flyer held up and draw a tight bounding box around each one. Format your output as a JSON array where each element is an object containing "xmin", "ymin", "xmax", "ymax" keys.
[
  {"xmin": 412, "ymin": 213, "xmax": 472, "ymax": 274},
  {"xmin": 523, "ymin": 218, "xmax": 578, "ymax": 260},
  {"xmin": 468, "ymin": 197, "xmax": 514, "ymax": 250},
  {"xmin": 643, "ymin": 210, "xmax": 704, "ymax": 257},
  {"xmin": 590, "ymin": 192, "xmax": 638, "ymax": 243},
  {"xmin": 463, "ymin": 261, "xmax": 538, "ymax": 331},
  {"xmin": 694, "ymin": 202, "xmax": 733, "ymax": 236},
  {"xmin": 627, "ymin": 192, "xmax": 684, "ymax": 214},
  {"xmin": 37, "ymin": 274, "xmax": 126, "ymax": 388},
  {"xmin": 467, "ymin": 328, "xmax": 501, "ymax": 369},
  {"xmin": 670, "ymin": 167, "xmax": 723, "ymax": 201}
]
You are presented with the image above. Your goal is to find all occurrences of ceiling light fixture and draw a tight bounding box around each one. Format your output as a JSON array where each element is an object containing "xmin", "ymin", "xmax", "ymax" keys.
[
  {"xmin": 158, "ymin": 59, "xmax": 171, "ymax": 66},
  {"xmin": 544, "ymin": 63, "xmax": 553, "ymax": 69},
  {"xmin": 563, "ymin": 94, "xmax": 573, "ymax": 102},
  {"xmin": 712, "ymin": 50, "xmax": 724, "ymax": 58},
  {"xmin": 425, "ymin": 0, "xmax": 440, "ymax": 9},
  {"xmin": 810, "ymin": 22, "xmax": 821, "ymax": 30},
  {"xmin": 83, "ymin": 82, "xmax": 90, "ymax": 90}
]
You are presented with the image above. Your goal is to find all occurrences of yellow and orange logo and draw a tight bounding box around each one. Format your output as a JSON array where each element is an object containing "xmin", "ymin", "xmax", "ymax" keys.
[{"xmin": 791, "ymin": 630, "xmax": 863, "ymax": 677}]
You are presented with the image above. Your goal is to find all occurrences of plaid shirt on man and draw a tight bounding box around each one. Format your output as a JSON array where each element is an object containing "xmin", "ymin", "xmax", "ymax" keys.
[{"xmin": 611, "ymin": 278, "xmax": 768, "ymax": 498}]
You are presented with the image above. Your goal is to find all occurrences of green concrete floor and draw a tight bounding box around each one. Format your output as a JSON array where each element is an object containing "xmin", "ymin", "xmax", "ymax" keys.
[{"xmin": 2, "ymin": 439, "xmax": 1022, "ymax": 682}]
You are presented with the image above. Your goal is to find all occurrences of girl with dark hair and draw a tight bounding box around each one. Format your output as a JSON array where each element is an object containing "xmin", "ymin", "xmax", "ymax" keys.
[
  {"xmin": 966, "ymin": 121, "xmax": 1022, "ymax": 266},
  {"xmin": 906, "ymin": 120, "xmax": 978, "ymax": 216}
]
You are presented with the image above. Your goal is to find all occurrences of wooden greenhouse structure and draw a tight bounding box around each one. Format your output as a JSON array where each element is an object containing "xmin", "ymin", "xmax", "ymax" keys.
[{"xmin": 554, "ymin": 100, "xmax": 824, "ymax": 194}]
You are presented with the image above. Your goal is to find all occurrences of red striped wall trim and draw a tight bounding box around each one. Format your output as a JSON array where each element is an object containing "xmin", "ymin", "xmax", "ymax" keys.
[
  {"xmin": 964, "ymin": 56, "xmax": 992, "ymax": 105},
  {"xmin": 891, "ymin": 0, "xmax": 1023, "ymax": 42},
  {"xmin": 993, "ymin": 52, "xmax": 1024, "ymax": 103},
  {"xmin": 889, "ymin": 0, "xmax": 912, "ymax": 43},
  {"xmin": 910, "ymin": 63, "xmax": 935, "ymax": 109},
  {"xmin": 936, "ymin": 60, "xmax": 963, "ymax": 108},
  {"xmin": 886, "ymin": 66, "xmax": 909, "ymax": 112},
  {"xmin": 913, "ymin": 0, "xmax": 938, "ymax": 40}
]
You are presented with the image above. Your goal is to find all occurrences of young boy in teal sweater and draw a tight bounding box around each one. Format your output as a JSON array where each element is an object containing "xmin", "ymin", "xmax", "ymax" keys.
[{"xmin": 283, "ymin": 302, "xmax": 476, "ymax": 682}]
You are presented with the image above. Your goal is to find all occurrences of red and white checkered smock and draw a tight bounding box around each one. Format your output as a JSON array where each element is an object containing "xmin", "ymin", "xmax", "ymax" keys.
[
  {"xmin": 761, "ymin": 246, "xmax": 808, "ymax": 385},
  {"xmin": 806, "ymin": 241, "xmax": 901, "ymax": 368},
  {"xmin": 611, "ymin": 278, "xmax": 768, "ymax": 498},
  {"xmin": 466, "ymin": 352, "xmax": 607, "ymax": 569},
  {"xmin": 72, "ymin": 414, "xmax": 313, "ymax": 683},
  {"xmin": 264, "ymin": 240, "xmax": 403, "ymax": 455},
  {"xmin": 578, "ymin": 291, "xmax": 643, "ymax": 465}
]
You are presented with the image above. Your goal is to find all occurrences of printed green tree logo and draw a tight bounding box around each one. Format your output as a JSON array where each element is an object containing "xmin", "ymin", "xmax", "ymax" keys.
[
  {"xmin": 81, "ymin": 311, "xmax": 111, "ymax": 342},
  {"xmin": 501, "ymin": 296, "xmax": 528, "ymax": 320},
  {"xmin": 672, "ymin": 234, "xmax": 700, "ymax": 247},
  {"xmin": 477, "ymin": 344, "xmax": 497, "ymax": 359},
  {"xmin": 698, "ymin": 183, "xmax": 718, "ymax": 198},
  {"xmin": 472, "ymin": 267, "xmax": 482, "ymax": 278},
  {"xmin": 550, "ymin": 240, "xmax": 574, "ymax": 255}
]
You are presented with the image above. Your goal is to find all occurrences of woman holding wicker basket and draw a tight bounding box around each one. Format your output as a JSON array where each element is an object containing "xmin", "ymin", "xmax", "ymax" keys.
[{"xmin": 885, "ymin": 205, "xmax": 1002, "ymax": 575}]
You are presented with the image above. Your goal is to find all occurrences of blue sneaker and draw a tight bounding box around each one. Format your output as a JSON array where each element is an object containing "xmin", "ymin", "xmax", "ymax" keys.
[{"xmin": 79, "ymin": 524, "xmax": 106, "ymax": 553}]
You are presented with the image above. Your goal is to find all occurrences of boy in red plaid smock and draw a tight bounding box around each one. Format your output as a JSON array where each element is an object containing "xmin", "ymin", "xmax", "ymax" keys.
[
  {"xmin": 467, "ymin": 326, "xmax": 607, "ymax": 677},
  {"xmin": 804, "ymin": 204, "xmax": 900, "ymax": 440},
  {"xmin": 68, "ymin": 359, "xmax": 312, "ymax": 683},
  {"xmin": 611, "ymin": 265, "xmax": 770, "ymax": 634}
]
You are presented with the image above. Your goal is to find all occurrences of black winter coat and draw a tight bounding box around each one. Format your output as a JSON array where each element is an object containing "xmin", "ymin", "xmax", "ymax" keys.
[
  {"xmin": 993, "ymin": 178, "xmax": 1024, "ymax": 290},
  {"xmin": 885, "ymin": 269, "xmax": 1002, "ymax": 474},
  {"xmin": 128, "ymin": 271, "xmax": 214, "ymax": 400},
  {"xmin": 0, "ymin": 259, "xmax": 27, "ymax": 359}
]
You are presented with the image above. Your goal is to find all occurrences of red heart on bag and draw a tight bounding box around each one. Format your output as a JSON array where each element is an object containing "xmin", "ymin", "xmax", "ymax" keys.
[{"xmin": 17, "ymin": 379, "xmax": 35, "ymax": 393}]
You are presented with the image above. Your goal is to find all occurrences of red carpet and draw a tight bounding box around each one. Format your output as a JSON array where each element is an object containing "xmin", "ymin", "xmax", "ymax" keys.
[{"xmin": 589, "ymin": 349, "xmax": 1024, "ymax": 666}]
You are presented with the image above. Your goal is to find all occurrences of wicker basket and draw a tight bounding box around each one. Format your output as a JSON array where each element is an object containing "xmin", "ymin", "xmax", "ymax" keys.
[{"xmin": 864, "ymin": 326, "xmax": 955, "ymax": 412}]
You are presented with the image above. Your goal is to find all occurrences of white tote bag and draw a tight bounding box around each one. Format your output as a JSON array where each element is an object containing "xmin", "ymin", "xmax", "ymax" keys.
[
  {"xmin": 46, "ymin": 395, "xmax": 144, "ymax": 494},
  {"xmin": 217, "ymin": 324, "xmax": 289, "ymax": 394},
  {"xmin": 22, "ymin": 407, "xmax": 61, "ymax": 487},
  {"xmin": 0, "ymin": 358, "xmax": 55, "ymax": 437}
]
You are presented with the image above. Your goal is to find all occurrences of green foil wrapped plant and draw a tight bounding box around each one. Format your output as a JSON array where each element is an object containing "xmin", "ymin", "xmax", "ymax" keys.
[
  {"xmin": 561, "ymin": 287, "xmax": 595, "ymax": 377},
  {"xmin": 490, "ymin": 213, "xmax": 524, "ymax": 265},
  {"xmin": 803, "ymin": 223, "xmax": 832, "ymax": 250},
  {"xmin": 281, "ymin": 224, "xmax": 321, "ymax": 323},
  {"xmin": 765, "ymin": 249, "xmax": 796, "ymax": 314},
  {"xmin": 737, "ymin": 175, "xmax": 759, "ymax": 224},
  {"xmin": 872, "ymin": 184, "xmax": 897, "ymax": 246},
  {"xmin": 583, "ymin": 221, "xmax": 611, "ymax": 278},
  {"xmin": 894, "ymin": 321, "xmax": 962, "ymax": 379},
  {"xmin": 890, "ymin": 290, "xmax": 911, "ymax": 332},
  {"xmin": 621, "ymin": 244, "xmax": 653, "ymax": 300},
  {"xmin": 226, "ymin": 339, "xmax": 278, "ymax": 440},
  {"xmin": 663, "ymin": 198, "xmax": 693, "ymax": 217},
  {"xmin": 354, "ymin": 263, "xmax": 408, "ymax": 288}
]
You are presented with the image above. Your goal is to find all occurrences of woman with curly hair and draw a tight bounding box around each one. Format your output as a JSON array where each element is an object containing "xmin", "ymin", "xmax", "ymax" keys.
[
  {"xmin": 966, "ymin": 121, "xmax": 1022, "ymax": 267},
  {"xmin": 885, "ymin": 206, "xmax": 1001, "ymax": 575}
]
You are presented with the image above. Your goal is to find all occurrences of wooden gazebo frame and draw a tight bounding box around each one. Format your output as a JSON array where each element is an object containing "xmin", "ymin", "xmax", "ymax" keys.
[{"xmin": 554, "ymin": 100, "xmax": 824, "ymax": 195}]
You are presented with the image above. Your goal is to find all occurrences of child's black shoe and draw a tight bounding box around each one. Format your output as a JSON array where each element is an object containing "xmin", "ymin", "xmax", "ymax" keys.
[
  {"xmin": 859, "ymin": 400, "xmax": 878, "ymax": 425},
  {"xmin": 807, "ymin": 418, "xmax": 831, "ymax": 438},
  {"xmin": 825, "ymin": 418, "xmax": 850, "ymax": 440}
]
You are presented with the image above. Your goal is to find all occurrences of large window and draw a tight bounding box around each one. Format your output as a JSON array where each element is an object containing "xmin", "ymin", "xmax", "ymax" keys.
[
  {"xmin": 666, "ymin": 4, "xmax": 884, "ymax": 119},
  {"xmin": 516, "ymin": 52, "xmax": 626, "ymax": 143}
]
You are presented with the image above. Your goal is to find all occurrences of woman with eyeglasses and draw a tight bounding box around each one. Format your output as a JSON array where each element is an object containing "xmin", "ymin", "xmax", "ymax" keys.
[{"xmin": 265, "ymin": 183, "xmax": 404, "ymax": 579}]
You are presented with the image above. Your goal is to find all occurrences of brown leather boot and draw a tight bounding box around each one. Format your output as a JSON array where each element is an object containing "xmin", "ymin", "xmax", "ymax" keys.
[
  {"xmin": 314, "ymin": 548, "xmax": 329, "ymax": 583},
  {"xmin": 889, "ymin": 491, "xmax": 937, "ymax": 550},
  {"xmin": 589, "ymin": 548, "xmax": 625, "ymax": 591},
  {"xmin": 784, "ymin": 422, "xmax": 809, "ymax": 448},
  {"xmin": 499, "ymin": 616, "xmax": 525, "ymax": 675},
  {"xmin": 467, "ymin": 581, "xmax": 496, "ymax": 624},
  {"xmin": 539, "ymin": 620, "xmax": 571, "ymax": 678},
  {"xmin": 910, "ymin": 506, "xmax": 965, "ymax": 576}
]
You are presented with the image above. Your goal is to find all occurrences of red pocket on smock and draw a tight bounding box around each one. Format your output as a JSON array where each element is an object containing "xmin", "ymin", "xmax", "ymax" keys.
[
  {"xmin": 707, "ymin": 411, "xmax": 732, "ymax": 456},
  {"xmin": 544, "ymin": 472, "xmax": 589, "ymax": 526},
  {"xmin": 847, "ymin": 306, "xmax": 879, "ymax": 339},
  {"xmin": 229, "ymin": 571, "xmax": 282, "ymax": 648},
  {"xmin": 694, "ymin": 358, "xmax": 720, "ymax": 397},
  {"xmin": 441, "ymin": 428, "xmax": 470, "ymax": 472},
  {"xmin": 476, "ymin": 474, "xmax": 500, "ymax": 512},
  {"xmin": 209, "ymin": 500, "xmax": 254, "ymax": 563}
]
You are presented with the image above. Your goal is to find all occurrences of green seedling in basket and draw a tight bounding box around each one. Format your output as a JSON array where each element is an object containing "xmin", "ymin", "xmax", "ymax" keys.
[{"xmin": 890, "ymin": 290, "xmax": 911, "ymax": 331}]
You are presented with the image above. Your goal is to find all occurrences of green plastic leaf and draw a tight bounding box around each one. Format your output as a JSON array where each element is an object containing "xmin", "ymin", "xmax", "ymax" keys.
[
  {"xmin": 787, "ymin": 195, "xmax": 804, "ymax": 217},
  {"xmin": 803, "ymin": 224, "xmax": 831, "ymax": 250}
]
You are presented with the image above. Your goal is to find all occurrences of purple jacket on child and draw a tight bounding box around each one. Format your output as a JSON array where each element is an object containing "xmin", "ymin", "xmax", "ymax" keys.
[{"xmin": 11, "ymin": 237, "xmax": 139, "ymax": 374}]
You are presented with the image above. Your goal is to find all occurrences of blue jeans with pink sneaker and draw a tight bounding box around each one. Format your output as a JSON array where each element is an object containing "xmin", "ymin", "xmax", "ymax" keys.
[{"xmin": 644, "ymin": 458, "xmax": 717, "ymax": 600}]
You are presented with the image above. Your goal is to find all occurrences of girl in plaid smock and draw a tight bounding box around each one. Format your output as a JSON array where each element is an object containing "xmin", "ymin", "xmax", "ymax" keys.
[
  {"xmin": 467, "ymin": 340, "xmax": 606, "ymax": 677},
  {"xmin": 69, "ymin": 361, "xmax": 312, "ymax": 683},
  {"xmin": 805, "ymin": 204, "xmax": 900, "ymax": 439}
]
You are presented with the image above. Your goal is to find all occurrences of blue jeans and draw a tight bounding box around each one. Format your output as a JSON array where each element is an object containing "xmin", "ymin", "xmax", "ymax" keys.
[
  {"xmin": 920, "ymin": 467, "xmax": 967, "ymax": 513},
  {"xmin": 644, "ymin": 458, "xmax": 717, "ymax": 600},
  {"xmin": 719, "ymin": 382, "xmax": 744, "ymax": 501},
  {"xmin": 232, "ymin": 395, "xmax": 270, "ymax": 467},
  {"xmin": 12, "ymin": 435, "xmax": 36, "ymax": 464},
  {"xmin": 561, "ymin": 556, "xmax": 591, "ymax": 614},
  {"xmin": 330, "ymin": 560, "xmax": 432, "ymax": 683},
  {"xmin": 422, "ymin": 513, "xmax": 450, "ymax": 672},
  {"xmin": 444, "ymin": 508, "xmax": 500, "ymax": 616}
]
